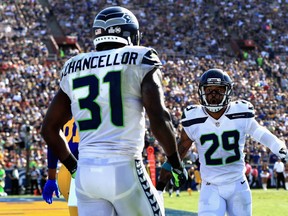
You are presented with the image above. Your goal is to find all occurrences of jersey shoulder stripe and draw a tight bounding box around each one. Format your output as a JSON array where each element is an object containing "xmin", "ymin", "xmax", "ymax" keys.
[
  {"xmin": 225, "ymin": 100, "xmax": 255, "ymax": 119},
  {"xmin": 182, "ymin": 117, "xmax": 208, "ymax": 127},
  {"xmin": 181, "ymin": 105, "xmax": 207, "ymax": 127},
  {"xmin": 225, "ymin": 112, "xmax": 254, "ymax": 119}
]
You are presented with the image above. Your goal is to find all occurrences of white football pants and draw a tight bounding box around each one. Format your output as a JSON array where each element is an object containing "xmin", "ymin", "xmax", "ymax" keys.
[
  {"xmin": 75, "ymin": 156, "xmax": 164, "ymax": 216},
  {"xmin": 198, "ymin": 178, "xmax": 252, "ymax": 216}
]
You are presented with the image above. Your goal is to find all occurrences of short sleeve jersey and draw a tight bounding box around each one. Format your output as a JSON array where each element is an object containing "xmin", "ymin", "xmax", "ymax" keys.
[
  {"xmin": 181, "ymin": 100, "xmax": 256, "ymax": 185},
  {"xmin": 60, "ymin": 46, "xmax": 161, "ymax": 159}
]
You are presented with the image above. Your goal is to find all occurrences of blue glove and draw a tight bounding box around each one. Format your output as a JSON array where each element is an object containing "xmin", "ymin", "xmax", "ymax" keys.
[
  {"xmin": 42, "ymin": 179, "xmax": 60, "ymax": 204},
  {"xmin": 171, "ymin": 166, "xmax": 188, "ymax": 188}
]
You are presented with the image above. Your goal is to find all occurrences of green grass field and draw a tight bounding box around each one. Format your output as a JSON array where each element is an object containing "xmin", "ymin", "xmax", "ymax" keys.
[
  {"xmin": 164, "ymin": 189, "xmax": 288, "ymax": 216},
  {"xmin": 1, "ymin": 189, "xmax": 287, "ymax": 216}
]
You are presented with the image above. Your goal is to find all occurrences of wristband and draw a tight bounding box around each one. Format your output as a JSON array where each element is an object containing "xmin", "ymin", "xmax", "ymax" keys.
[
  {"xmin": 162, "ymin": 161, "xmax": 172, "ymax": 171},
  {"xmin": 166, "ymin": 152, "xmax": 181, "ymax": 169},
  {"xmin": 61, "ymin": 153, "xmax": 77, "ymax": 175}
]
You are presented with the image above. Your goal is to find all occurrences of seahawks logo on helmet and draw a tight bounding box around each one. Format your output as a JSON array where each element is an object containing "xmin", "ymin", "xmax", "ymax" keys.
[{"xmin": 123, "ymin": 14, "xmax": 133, "ymax": 23}]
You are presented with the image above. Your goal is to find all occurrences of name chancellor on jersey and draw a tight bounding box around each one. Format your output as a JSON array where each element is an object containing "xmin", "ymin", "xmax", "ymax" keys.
[{"xmin": 61, "ymin": 51, "xmax": 138, "ymax": 80}]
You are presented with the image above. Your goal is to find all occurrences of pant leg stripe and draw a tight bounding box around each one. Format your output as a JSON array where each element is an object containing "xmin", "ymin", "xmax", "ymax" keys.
[{"xmin": 135, "ymin": 160, "xmax": 162, "ymax": 216}]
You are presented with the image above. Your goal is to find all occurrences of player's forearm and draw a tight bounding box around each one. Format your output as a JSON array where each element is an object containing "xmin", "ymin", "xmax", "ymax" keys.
[
  {"xmin": 249, "ymin": 120, "xmax": 286, "ymax": 155},
  {"xmin": 48, "ymin": 169, "xmax": 57, "ymax": 180},
  {"xmin": 44, "ymin": 133, "xmax": 77, "ymax": 175},
  {"xmin": 41, "ymin": 129, "xmax": 71, "ymax": 162},
  {"xmin": 177, "ymin": 129, "xmax": 193, "ymax": 160},
  {"xmin": 260, "ymin": 132, "xmax": 286, "ymax": 156},
  {"xmin": 150, "ymin": 118, "xmax": 177, "ymax": 156},
  {"xmin": 178, "ymin": 142, "xmax": 191, "ymax": 160},
  {"xmin": 149, "ymin": 114, "xmax": 182, "ymax": 168},
  {"xmin": 142, "ymin": 69, "xmax": 177, "ymax": 155},
  {"xmin": 47, "ymin": 147, "xmax": 59, "ymax": 169}
]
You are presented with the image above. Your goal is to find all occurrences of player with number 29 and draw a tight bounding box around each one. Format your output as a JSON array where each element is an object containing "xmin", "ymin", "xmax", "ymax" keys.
[{"xmin": 157, "ymin": 69, "xmax": 288, "ymax": 216}]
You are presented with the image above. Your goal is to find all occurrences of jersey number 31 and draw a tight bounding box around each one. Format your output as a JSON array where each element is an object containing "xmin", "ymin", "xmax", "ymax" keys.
[{"xmin": 73, "ymin": 72, "xmax": 123, "ymax": 131}]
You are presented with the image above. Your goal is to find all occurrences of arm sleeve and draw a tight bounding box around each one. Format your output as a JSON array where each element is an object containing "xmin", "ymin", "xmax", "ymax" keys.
[
  {"xmin": 47, "ymin": 147, "xmax": 58, "ymax": 169},
  {"xmin": 247, "ymin": 118, "xmax": 286, "ymax": 156},
  {"xmin": 47, "ymin": 129, "xmax": 67, "ymax": 169},
  {"xmin": 69, "ymin": 142, "xmax": 79, "ymax": 160}
]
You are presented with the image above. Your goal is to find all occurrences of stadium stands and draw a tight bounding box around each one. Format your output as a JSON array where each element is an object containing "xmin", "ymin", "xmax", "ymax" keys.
[{"xmin": 0, "ymin": 0, "xmax": 287, "ymax": 194}]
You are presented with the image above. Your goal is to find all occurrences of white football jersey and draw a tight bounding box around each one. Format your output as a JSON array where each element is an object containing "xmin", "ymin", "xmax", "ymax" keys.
[
  {"xmin": 60, "ymin": 46, "xmax": 161, "ymax": 159},
  {"xmin": 181, "ymin": 100, "xmax": 284, "ymax": 185}
]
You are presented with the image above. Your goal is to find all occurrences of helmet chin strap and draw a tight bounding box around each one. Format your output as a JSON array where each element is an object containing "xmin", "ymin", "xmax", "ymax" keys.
[
  {"xmin": 126, "ymin": 36, "xmax": 132, "ymax": 45},
  {"xmin": 202, "ymin": 87, "xmax": 228, "ymax": 113},
  {"xmin": 205, "ymin": 105, "xmax": 224, "ymax": 113},
  {"xmin": 202, "ymin": 94, "xmax": 225, "ymax": 113}
]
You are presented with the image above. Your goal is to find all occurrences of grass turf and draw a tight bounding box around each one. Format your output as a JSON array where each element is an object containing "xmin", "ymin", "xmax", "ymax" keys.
[{"xmin": 164, "ymin": 189, "xmax": 288, "ymax": 216}]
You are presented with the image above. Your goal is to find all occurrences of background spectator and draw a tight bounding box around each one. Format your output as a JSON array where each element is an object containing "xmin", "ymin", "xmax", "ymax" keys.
[
  {"xmin": 260, "ymin": 164, "xmax": 270, "ymax": 190},
  {"xmin": 30, "ymin": 166, "xmax": 41, "ymax": 195},
  {"xmin": 0, "ymin": 163, "xmax": 7, "ymax": 196},
  {"xmin": 245, "ymin": 160, "xmax": 252, "ymax": 183},
  {"xmin": 250, "ymin": 165, "xmax": 260, "ymax": 189},
  {"xmin": 8, "ymin": 165, "xmax": 19, "ymax": 195},
  {"xmin": 273, "ymin": 158, "xmax": 286, "ymax": 190}
]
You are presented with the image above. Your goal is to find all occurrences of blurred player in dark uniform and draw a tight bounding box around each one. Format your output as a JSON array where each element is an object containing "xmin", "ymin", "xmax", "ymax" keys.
[{"xmin": 42, "ymin": 118, "xmax": 79, "ymax": 216}]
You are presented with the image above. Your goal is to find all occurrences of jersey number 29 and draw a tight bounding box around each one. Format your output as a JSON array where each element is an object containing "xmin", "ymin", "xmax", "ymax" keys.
[{"xmin": 200, "ymin": 130, "xmax": 241, "ymax": 166}]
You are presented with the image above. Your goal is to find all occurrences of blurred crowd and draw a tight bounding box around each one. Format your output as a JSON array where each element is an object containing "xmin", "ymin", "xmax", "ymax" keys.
[{"xmin": 0, "ymin": 0, "xmax": 287, "ymax": 194}]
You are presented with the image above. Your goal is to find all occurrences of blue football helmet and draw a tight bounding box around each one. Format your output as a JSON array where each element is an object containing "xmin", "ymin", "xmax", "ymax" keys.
[
  {"xmin": 92, "ymin": 6, "xmax": 140, "ymax": 50},
  {"xmin": 198, "ymin": 69, "xmax": 234, "ymax": 112}
]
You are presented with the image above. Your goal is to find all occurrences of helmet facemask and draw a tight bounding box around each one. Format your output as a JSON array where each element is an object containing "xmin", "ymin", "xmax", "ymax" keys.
[{"xmin": 198, "ymin": 79, "xmax": 233, "ymax": 113}]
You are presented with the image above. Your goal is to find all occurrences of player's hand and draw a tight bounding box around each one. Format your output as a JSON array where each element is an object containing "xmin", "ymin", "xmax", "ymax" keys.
[
  {"xmin": 279, "ymin": 148, "xmax": 288, "ymax": 163},
  {"xmin": 42, "ymin": 179, "xmax": 59, "ymax": 204},
  {"xmin": 171, "ymin": 166, "xmax": 188, "ymax": 188},
  {"xmin": 156, "ymin": 164, "xmax": 173, "ymax": 191}
]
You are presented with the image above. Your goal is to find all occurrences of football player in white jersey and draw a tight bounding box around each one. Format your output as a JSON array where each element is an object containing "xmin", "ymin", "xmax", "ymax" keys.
[
  {"xmin": 156, "ymin": 69, "xmax": 288, "ymax": 216},
  {"xmin": 41, "ymin": 6, "xmax": 187, "ymax": 216}
]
